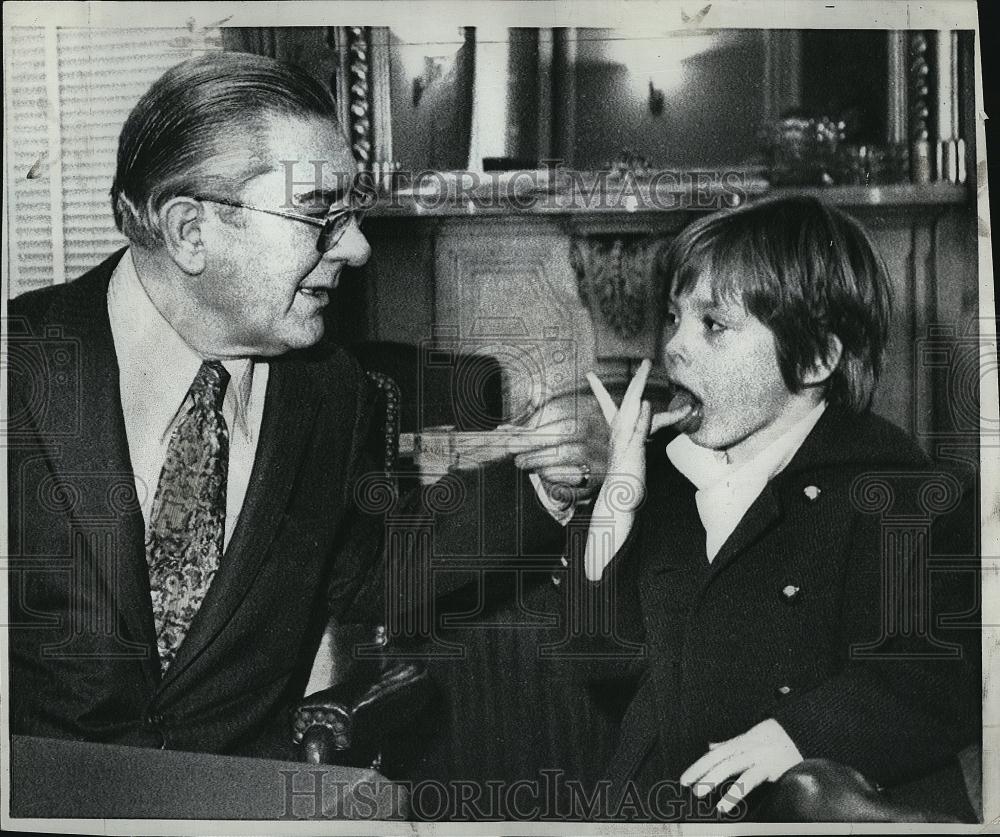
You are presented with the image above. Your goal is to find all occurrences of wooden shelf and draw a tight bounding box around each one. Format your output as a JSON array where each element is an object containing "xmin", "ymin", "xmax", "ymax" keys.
[
  {"xmin": 366, "ymin": 175, "xmax": 970, "ymax": 220},
  {"xmin": 766, "ymin": 182, "xmax": 970, "ymax": 207}
]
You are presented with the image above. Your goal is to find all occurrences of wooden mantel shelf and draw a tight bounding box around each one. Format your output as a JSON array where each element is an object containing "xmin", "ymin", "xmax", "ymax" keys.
[
  {"xmin": 366, "ymin": 173, "xmax": 970, "ymax": 221},
  {"xmin": 767, "ymin": 182, "xmax": 969, "ymax": 207}
]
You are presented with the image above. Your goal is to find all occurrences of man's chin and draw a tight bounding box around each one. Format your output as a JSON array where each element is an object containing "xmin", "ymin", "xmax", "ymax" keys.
[
  {"xmin": 261, "ymin": 320, "xmax": 326, "ymax": 356},
  {"xmin": 292, "ymin": 322, "xmax": 326, "ymax": 350}
]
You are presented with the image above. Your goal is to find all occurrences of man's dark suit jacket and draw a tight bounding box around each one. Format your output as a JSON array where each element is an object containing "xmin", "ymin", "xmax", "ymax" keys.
[
  {"xmin": 594, "ymin": 406, "xmax": 981, "ymax": 820},
  {"xmin": 7, "ymin": 250, "xmax": 564, "ymax": 756}
]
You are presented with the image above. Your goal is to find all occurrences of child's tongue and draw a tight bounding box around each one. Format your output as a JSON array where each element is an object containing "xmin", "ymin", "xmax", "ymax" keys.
[{"xmin": 667, "ymin": 386, "xmax": 704, "ymax": 434}]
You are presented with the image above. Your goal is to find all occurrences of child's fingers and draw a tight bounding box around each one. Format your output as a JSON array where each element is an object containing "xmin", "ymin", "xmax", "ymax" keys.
[
  {"xmin": 685, "ymin": 749, "xmax": 754, "ymax": 798},
  {"xmin": 615, "ymin": 360, "xmax": 652, "ymax": 438},
  {"xmin": 630, "ymin": 399, "xmax": 652, "ymax": 445},
  {"xmin": 716, "ymin": 765, "xmax": 768, "ymax": 814},
  {"xmin": 680, "ymin": 751, "xmax": 724, "ymax": 788},
  {"xmin": 586, "ymin": 372, "xmax": 618, "ymax": 426},
  {"xmin": 650, "ymin": 404, "xmax": 695, "ymax": 434},
  {"xmin": 622, "ymin": 360, "xmax": 652, "ymax": 409}
]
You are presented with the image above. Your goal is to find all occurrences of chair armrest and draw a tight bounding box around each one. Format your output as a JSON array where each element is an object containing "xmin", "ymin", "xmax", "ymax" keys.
[
  {"xmin": 753, "ymin": 759, "xmax": 963, "ymax": 822},
  {"xmin": 293, "ymin": 661, "xmax": 433, "ymax": 767}
]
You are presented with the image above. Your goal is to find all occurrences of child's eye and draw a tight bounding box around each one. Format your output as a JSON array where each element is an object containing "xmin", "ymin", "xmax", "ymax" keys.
[
  {"xmin": 704, "ymin": 317, "xmax": 726, "ymax": 333},
  {"xmin": 664, "ymin": 311, "xmax": 679, "ymax": 327}
]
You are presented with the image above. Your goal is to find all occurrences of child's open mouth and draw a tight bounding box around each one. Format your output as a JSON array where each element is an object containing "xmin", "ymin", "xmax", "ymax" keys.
[{"xmin": 667, "ymin": 384, "xmax": 704, "ymax": 434}]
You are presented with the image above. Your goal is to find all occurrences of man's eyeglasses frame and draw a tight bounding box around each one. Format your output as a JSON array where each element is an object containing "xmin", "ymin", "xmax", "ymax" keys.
[{"xmin": 193, "ymin": 195, "xmax": 366, "ymax": 253}]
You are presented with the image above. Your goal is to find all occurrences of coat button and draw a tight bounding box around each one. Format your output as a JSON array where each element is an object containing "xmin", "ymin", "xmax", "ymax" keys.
[
  {"xmin": 776, "ymin": 685, "xmax": 793, "ymax": 697},
  {"xmin": 551, "ymin": 574, "xmax": 562, "ymax": 587},
  {"xmin": 780, "ymin": 584, "xmax": 802, "ymax": 603},
  {"xmin": 145, "ymin": 714, "xmax": 167, "ymax": 748},
  {"xmin": 560, "ymin": 556, "xmax": 569, "ymax": 568},
  {"xmin": 803, "ymin": 485, "xmax": 821, "ymax": 501}
]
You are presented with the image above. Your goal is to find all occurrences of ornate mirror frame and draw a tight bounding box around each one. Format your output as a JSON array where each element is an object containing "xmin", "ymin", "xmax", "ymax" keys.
[{"xmin": 328, "ymin": 26, "xmax": 392, "ymax": 171}]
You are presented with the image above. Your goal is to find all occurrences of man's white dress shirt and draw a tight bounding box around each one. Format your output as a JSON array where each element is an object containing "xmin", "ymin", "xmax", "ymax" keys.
[{"xmin": 107, "ymin": 250, "xmax": 269, "ymax": 548}]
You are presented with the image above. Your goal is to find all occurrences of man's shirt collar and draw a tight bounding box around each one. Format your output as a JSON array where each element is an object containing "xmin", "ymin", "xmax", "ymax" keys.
[{"xmin": 107, "ymin": 248, "xmax": 256, "ymax": 442}]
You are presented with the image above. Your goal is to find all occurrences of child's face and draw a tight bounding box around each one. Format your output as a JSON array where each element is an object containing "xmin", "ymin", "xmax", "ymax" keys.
[{"xmin": 661, "ymin": 273, "xmax": 816, "ymax": 463}]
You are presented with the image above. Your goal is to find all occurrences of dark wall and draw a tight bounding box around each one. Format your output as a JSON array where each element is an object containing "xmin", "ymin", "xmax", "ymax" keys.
[
  {"xmin": 572, "ymin": 30, "xmax": 765, "ymax": 168},
  {"xmin": 800, "ymin": 30, "xmax": 889, "ymax": 143}
]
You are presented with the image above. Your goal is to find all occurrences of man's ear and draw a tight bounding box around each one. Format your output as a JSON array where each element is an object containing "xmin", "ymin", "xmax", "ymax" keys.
[
  {"xmin": 801, "ymin": 334, "xmax": 844, "ymax": 387},
  {"xmin": 159, "ymin": 197, "xmax": 205, "ymax": 275}
]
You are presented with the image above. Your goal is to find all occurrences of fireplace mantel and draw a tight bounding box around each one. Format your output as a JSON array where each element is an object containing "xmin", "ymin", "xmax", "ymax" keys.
[
  {"xmin": 366, "ymin": 179, "xmax": 968, "ymax": 221},
  {"xmin": 354, "ymin": 182, "xmax": 975, "ymax": 447}
]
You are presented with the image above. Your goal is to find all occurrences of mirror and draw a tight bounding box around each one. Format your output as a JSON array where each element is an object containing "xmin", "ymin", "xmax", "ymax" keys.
[
  {"xmin": 228, "ymin": 25, "xmax": 967, "ymax": 187},
  {"xmin": 361, "ymin": 27, "xmax": 910, "ymax": 173},
  {"xmin": 379, "ymin": 26, "xmax": 474, "ymax": 171}
]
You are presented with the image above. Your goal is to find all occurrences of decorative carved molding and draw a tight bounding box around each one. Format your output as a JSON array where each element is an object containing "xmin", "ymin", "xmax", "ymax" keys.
[
  {"xmin": 346, "ymin": 26, "xmax": 372, "ymax": 169},
  {"xmin": 569, "ymin": 235, "xmax": 667, "ymax": 341},
  {"xmin": 908, "ymin": 31, "xmax": 931, "ymax": 184},
  {"xmin": 326, "ymin": 27, "xmax": 351, "ymax": 145},
  {"xmin": 435, "ymin": 222, "xmax": 595, "ymax": 417}
]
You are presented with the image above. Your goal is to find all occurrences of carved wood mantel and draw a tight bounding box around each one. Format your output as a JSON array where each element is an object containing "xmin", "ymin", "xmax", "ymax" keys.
[{"xmin": 359, "ymin": 183, "xmax": 974, "ymax": 448}]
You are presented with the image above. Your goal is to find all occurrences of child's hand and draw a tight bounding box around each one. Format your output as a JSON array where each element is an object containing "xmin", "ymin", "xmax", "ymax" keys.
[
  {"xmin": 680, "ymin": 718, "xmax": 804, "ymax": 814},
  {"xmin": 586, "ymin": 359, "xmax": 655, "ymax": 505},
  {"xmin": 583, "ymin": 360, "xmax": 694, "ymax": 580},
  {"xmin": 587, "ymin": 359, "xmax": 698, "ymax": 511}
]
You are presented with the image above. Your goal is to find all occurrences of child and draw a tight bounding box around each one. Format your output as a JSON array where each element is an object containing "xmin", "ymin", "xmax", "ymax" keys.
[{"xmin": 584, "ymin": 196, "xmax": 980, "ymax": 820}]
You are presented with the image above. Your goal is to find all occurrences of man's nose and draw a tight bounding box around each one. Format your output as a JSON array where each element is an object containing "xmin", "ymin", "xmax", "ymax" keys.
[{"xmin": 328, "ymin": 221, "xmax": 371, "ymax": 267}]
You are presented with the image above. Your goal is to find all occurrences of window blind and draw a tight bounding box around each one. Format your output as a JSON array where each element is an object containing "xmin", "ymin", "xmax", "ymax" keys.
[
  {"xmin": 4, "ymin": 26, "xmax": 222, "ymax": 299},
  {"xmin": 4, "ymin": 28, "xmax": 54, "ymax": 297}
]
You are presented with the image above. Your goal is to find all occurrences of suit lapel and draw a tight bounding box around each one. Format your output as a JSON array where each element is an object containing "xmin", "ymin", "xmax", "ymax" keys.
[
  {"xmin": 612, "ymin": 444, "xmax": 783, "ymax": 785},
  {"xmin": 639, "ymin": 468, "xmax": 705, "ymax": 641},
  {"xmin": 42, "ymin": 255, "xmax": 160, "ymax": 686},
  {"xmin": 704, "ymin": 484, "xmax": 783, "ymax": 580},
  {"xmin": 159, "ymin": 357, "xmax": 322, "ymax": 686},
  {"xmin": 608, "ymin": 451, "xmax": 707, "ymax": 786},
  {"xmin": 701, "ymin": 406, "xmax": 885, "ymax": 582}
]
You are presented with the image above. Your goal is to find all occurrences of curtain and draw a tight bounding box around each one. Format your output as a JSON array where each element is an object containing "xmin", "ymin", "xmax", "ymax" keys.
[{"xmin": 221, "ymin": 27, "xmax": 338, "ymax": 92}]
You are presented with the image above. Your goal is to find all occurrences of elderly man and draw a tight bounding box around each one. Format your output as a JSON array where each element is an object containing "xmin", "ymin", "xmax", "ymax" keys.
[{"xmin": 7, "ymin": 52, "xmax": 601, "ymax": 757}]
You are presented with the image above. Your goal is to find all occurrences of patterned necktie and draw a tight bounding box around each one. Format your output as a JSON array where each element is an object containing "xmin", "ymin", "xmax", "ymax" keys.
[{"xmin": 146, "ymin": 360, "xmax": 230, "ymax": 672}]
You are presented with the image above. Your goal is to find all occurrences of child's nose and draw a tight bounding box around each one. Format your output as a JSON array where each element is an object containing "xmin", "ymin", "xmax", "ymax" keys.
[{"xmin": 662, "ymin": 327, "xmax": 690, "ymax": 365}]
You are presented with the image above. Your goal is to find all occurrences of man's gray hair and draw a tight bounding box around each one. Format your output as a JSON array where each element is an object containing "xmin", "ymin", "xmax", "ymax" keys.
[{"xmin": 110, "ymin": 51, "xmax": 340, "ymax": 246}]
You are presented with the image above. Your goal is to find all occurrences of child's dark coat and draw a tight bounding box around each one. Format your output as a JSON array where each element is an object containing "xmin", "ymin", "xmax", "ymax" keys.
[{"xmin": 594, "ymin": 406, "xmax": 980, "ymax": 819}]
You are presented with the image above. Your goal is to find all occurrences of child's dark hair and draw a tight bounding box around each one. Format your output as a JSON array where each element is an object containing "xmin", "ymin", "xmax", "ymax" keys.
[{"xmin": 658, "ymin": 195, "xmax": 893, "ymax": 412}]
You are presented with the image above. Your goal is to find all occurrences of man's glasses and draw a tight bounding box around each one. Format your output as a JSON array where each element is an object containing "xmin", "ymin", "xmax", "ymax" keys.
[{"xmin": 193, "ymin": 195, "xmax": 366, "ymax": 253}]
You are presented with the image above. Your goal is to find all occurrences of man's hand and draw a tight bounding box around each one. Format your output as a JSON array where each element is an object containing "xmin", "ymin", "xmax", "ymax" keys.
[
  {"xmin": 680, "ymin": 718, "xmax": 804, "ymax": 814},
  {"xmin": 507, "ymin": 389, "xmax": 610, "ymax": 506}
]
